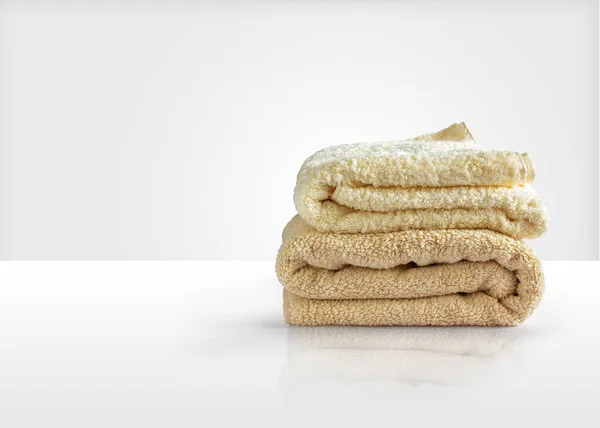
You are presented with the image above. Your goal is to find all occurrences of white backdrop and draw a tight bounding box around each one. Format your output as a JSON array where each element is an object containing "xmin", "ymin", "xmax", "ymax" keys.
[{"xmin": 1, "ymin": 0, "xmax": 598, "ymax": 260}]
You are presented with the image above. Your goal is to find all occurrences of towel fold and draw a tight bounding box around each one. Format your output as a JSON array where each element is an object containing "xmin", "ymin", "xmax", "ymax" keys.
[
  {"xmin": 276, "ymin": 216, "xmax": 544, "ymax": 326},
  {"xmin": 294, "ymin": 122, "xmax": 547, "ymax": 238}
]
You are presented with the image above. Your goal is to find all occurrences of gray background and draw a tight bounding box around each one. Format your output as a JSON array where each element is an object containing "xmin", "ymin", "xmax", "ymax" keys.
[{"xmin": 1, "ymin": 0, "xmax": 598, "ymax": 260}]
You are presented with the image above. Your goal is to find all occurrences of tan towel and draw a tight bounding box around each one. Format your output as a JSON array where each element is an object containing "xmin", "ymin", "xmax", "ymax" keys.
[
  {"xmin": 294, "ymin": 122, "xmax": 547, "ymax": 239},
  {"xmin": 276, "ymin": 216, "xmax": 544, "ymax": 326}
]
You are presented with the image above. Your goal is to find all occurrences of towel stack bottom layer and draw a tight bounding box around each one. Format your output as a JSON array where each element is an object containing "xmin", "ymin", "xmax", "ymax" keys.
[{"xmin": 276, "ymin": 123, "xmax": 548, "ymax": 326}]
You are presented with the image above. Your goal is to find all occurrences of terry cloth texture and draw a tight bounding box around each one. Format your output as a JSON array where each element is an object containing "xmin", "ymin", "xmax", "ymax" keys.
[
  {"xmin": 294, "ymin": 122, "xmax": 547, "ymax": 239},
  {"xmin": 276, "ymin": 216, "xmax": 544, "ymax": 326}
]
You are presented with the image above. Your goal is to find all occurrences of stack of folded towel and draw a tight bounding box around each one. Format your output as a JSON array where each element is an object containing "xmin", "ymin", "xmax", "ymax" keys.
[{"xmin": 276, "ymin": 123, "xmax": 548, "ymax": 326}]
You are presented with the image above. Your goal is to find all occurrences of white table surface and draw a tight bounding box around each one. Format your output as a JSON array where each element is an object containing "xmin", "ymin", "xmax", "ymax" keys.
[{"xmin": 0, "ymin": 261, "xmax": 598, "ymax": 428}]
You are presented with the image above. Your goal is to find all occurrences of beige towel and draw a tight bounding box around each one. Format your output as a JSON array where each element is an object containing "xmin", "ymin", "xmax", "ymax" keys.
[
  {"xmin": 276, "ymin": 216, "xmax": 544, "ymax": 326},
  {"xmin": 294, "ymin": 122, "xmax": 547, "ymax": 239}
]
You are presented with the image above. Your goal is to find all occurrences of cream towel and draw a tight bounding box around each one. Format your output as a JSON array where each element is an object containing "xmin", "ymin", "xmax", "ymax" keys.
[
  {"xmin": 276, "ymin": 216, "xmax": 544, "ymax": 326},
  {"xmin": 294, "ymin": 122, "xmax": 547, "ymax": 238}
]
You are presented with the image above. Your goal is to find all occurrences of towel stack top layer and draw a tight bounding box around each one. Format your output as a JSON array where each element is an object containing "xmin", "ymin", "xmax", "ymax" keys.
[{"xmin": 294, "ymin": 122, "xmax": 547, "ymax": 239}]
